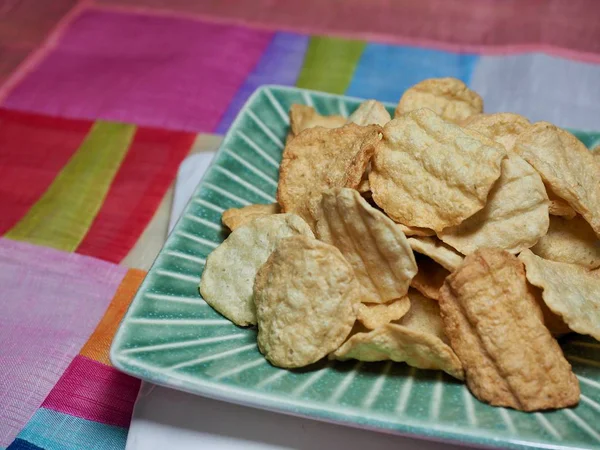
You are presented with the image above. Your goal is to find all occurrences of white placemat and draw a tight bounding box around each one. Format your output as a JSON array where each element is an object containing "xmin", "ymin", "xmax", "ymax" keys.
[{"xmin": 126, "ymin": 152, "xmax": 469, "ymax": 450}]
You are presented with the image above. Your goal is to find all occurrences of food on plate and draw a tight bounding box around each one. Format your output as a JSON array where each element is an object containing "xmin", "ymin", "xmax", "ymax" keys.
[
  {"xmin": 277, "ymin": 124, "xmax": 381, "ymax": 229},
  {"xmin": 395, "ymin": 77, "xmax": 482, "ymax": 124},
  {"xmin": 462, "ymin": 112, "xmax": 530, "ymax": 152},
  {"xmin": 222, "ymin": 203, "xmax": 280, "ymax": 231},
  {"xmin": 289, "ymin": 104, "xmax": 346, "ymax": 136},
  {"xmin": 439, "ymin": 249, "xmax": 579, "ymax": 411},
  {"xmin": 254, "ymin": 235, "xmax": 360, "ymax": 368},
  {"xmin": 530, "ymin": 215, "xmax": 600, "ymax": 269},
  {"xmin": 520, "ymin": 249, "xmax": 600, "ymax": 341},
  {"xmin": 356, "ymin": 296, "xmax": 411, "ymax": 330},
  {"xmin": 314, "ymin": 188, "xmax": 417, "ymax": 303},
  {"xmin": 348, "ymin": 99, "xmax": 391, "ymax": 127},
  {"xmin": 369, "ymin": 108, "xmax": 506, "ymax": 231},
  {"xmin": 197, "ymin": 78, "xmax": 598, "ymax": 413},
  {"xmin": 407, "ymin": 236, "xmax": 463, "ymax": 271},
  {"xmin": 199, "ymin": 214, "xmax": 313, "ymax": 326},
  {"xmin": 514, "ymin": 122, "xmax": 600, "ymax": 236},
  {"xmin": 437, "ymin": 155, "xmax": 549, "ymax": 255}
]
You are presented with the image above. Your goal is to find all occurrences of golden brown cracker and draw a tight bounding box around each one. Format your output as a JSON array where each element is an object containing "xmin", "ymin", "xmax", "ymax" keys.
[
  {"xmin": 531, "ymin": 215, "xmax": 600, "ymax": 269},
  {"xmin": 400, "ymin": 289, "xmax": 447, "ymax": 342},
  {"xmin": 357, "ymin": 297, "xmax": 410, "ymax": 330},
  {"xmin": 315, "ymin": 188, "xmax": 417, "ymax": 303},
  {"xmin": 370, "ymin": 109, "xmax": 506, "ymax": 231},
  {"xmin": 289, "ymin": 104, "xmax": 346, "ymax": 136},
  {"xmin": 395, "ymin": 78, "xmax": 483, "ymax": 123},
  {"xmin": 331, "ymin": 323, "xmax": 464, "ymax": 380},
  {"xmin": 438, "ymin": 155, "xmax": 549, "ymax": 255},
  {"xmin": 440, "ymin": 248, "xmax": 579, "ymax": 411},
  {"xmin": 546, "ymin": 185, "xmax": 577, "ymax": 219},
  {"xmin": 221, "ymin": 203, "xmax": 280, "ymax": 231},
  {"xmin": 348, "ymin": 100, "xmax": 391, "ymax": 127},
  {"xmin": 254, "ymin": 235, "xmax": 360, "ymax": 368},
  {"xmin": 407, "ymin": 236, "xmax": 463, "ymax": 271},
  {"xmin": 514, "ymin": 122, "xmax": 600, "ymax": 236},
  {"xmin": 277, "ymin": 124, "xmax": 381, "ymax": 229},
  {"xmin": 200, "ymin": 214, "xmax": 313, "ymax": 326},
  {"xmin": 519, "ymin": 249, "xmax": 600, "ymax": 341},
  {"xmin": 463, "ymin": 113, "xmax": 530, "ymax": 152},
  {"xmin": 410, "ymin": 256, "xmax": 449, "ymax": 301}
]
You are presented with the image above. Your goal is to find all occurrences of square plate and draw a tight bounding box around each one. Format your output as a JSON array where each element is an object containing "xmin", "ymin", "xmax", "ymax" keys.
[{"xmin": 111, "ymin": 85, "xmax": 600, "ymax": 450}]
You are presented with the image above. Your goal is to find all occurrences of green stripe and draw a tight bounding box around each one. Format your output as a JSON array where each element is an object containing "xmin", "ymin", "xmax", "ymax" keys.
[
  {"xmin": 296, "ymin": 36, "xmax": 365, "ymax": 94},
  {"xmin": 6, "ymin": 121, "xmax": 136, "ymax": 251}
]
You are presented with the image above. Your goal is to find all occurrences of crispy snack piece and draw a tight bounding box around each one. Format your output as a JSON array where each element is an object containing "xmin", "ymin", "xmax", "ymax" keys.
[
  {"xmin": 438, "ymin": 155, "xmax": 549, "ymax": 254},
  {"xmin": 514, "ymin": 122, "xmax": 600, "ymax": 236},
  {"xmin": 407, "ymin": 236, "xmax": 463, "ymax": 271},
  {"xmin": 462, "ymin": 113, "xmax": 531, "ymax": 152},
  {"xmin": 410, "ymin": 255, "xmax": 449, "ymax": 301},
  {"xmin": 397, "ymin": 223, "xmax": 435, "ymax": 237},
  {"xmin": 395, "ymin": 78, "xmax": 483, "ymax": 124},
  {"xmin": 546, "ymin": 185, "xmax": 577, "ymax": 219},
  {"xmin": 348, "ymin": 100, "xmax": 391, "ymax": 127},
  {"xmin": 331, "ymin": 323, "xmax": 464, "ymax": 379},
  {"xmin": 400, "ymin": 289, "xmax": 447, "ymax": 341},
  {"xmin": 529, "ymin": 284, "xmax": 572, "ymax": 337},
  {"xmin": 519, "ymin": 249, "xmax": 600, "ymax": 341},
  {"xmin": 222, "ymin": 203, "xmax": 280, "ymax": 231},
  {"xmin": 370, "ymin": 109, "xmax": 506, "ymax": 231},
  {"xmin": 592, "ymin": 145, "xmax": 600, "ymax": 162},
  {"xmin": 357, "ymin": 296, "xmax": 410, "ymax": 330},
  {"xmin": 440, "ymin": 249, "xmax": 579, "ymax": 411},
  {"xmin": 199, "ymin": 214, "xmax": 313, "ymax": 326},
  {"xmin": 289, "ymin": 104, "xmax": 346, "ymax": 136},
  {"xmin": 254, "ymin": 235, "xmax": 360, "ymax": 368},
  {"xmin": 315, "ymin": 188, "xmax": 417, "ymax": 303},
  {"xmin": 278, "ymin": 124, "xmax": 381, "ymax": 228},
  {"xmin": 531, "ymin": 215, "xmax": 600, "ymax": 269}
]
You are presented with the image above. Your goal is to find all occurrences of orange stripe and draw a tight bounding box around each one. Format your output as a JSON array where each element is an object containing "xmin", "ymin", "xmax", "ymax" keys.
[{"xmin": 79, "ymin": 269, "xmax": 146, "ymax": 366}]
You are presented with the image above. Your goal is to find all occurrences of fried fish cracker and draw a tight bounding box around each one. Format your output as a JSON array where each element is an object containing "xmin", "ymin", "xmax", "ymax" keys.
[
  {"xmin": 463, "ymin": 113, "xmax": 530, "ymax": 152},
  {"xmin": 547, "ymin": 185, "xmax": 577, "ymax": 219},
  {"xmin": 514, "ymin": 122, "xmax": 600, "ymax": 236},
  {"xmin": 357, "ymin": 297, "xmax": 410, "ymax": 330},
  {"xmin": 407, "ymin": 236, "xmax": 463, "ymax": 271},
  {"xmin": 397, "ymin": 223, "xmax": 435, "ymax": 237},
  {"xmin": 254, "ymin": 235, "xmax": 360, "ymax": 368},
  {"xmin": 370, "ymin": 109, "xmax": 506, "ymax": 231},
  {"xmin": 278, "ymin": 124, "xmax": 381, "ymax": 229},
  {"xmin": 395, "ymin": 78, "xmax": 483, "ymax": 124},
  {"xmin": 410, "ymin": 256, "xmax": 449, "ymax": 301},
  {"xmin": 315, "ymin": 188, "xmax": 417, "ymax": 303},
  {"xmin": 438, "ymin": 155, "xmax": 549, "ymax": 255},
  {"xmin": 222, "ymin": 203, "xmax": 280, "ymax": 232},
  {"xmin": 531, "ymin": 215, "xmax": 600, "ymax": 269},
  {"xmin": 529, "ymin": 283, "xmax": 572, "ymax": 337},
  {"xmin": 330, "ymin": 323, "xmax": 464, "ymax": 380},
  {"xmin": 200, "ymin": 214, "xmax": 313, "ymax": 326},
  {"xmin": 440, "ymin": 249, "xmax": 579, "ymax": 411},
  {"xmin": 348, "ymin": 100, "xmax": 391, "ymax": 127},
  {"xmin": 519, "ymin": 249, "xmax": 600, "ymax": 341},
  {"xmin": 289, "ymin": 104, "xmax": 346, "ymax": 136},
  {"xmin": 400, "ymin": 289, "xmax": 446, "ymax": 342}
]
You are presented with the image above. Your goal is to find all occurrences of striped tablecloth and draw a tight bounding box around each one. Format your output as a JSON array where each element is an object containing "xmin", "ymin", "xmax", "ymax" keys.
[{"xmin": 1, "ymin": 1, "xmax": 600, "ymax": 449}]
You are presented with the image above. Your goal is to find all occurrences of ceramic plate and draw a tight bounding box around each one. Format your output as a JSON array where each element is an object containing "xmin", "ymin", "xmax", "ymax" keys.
[{"xmin": 111, "ymin": 85, "xmax": 600, "ymax": 450}]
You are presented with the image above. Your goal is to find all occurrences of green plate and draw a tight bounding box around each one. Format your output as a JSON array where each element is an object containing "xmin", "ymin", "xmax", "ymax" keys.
[{"xmin": 111, "ymin": 85, "xmax": 600, "ymax": 450}]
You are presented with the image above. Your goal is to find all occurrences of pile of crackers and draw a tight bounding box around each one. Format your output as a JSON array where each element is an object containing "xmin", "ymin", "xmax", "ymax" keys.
[{"xmin": 200, "ymin": 78, "xmax": 600, "ymax": 412}]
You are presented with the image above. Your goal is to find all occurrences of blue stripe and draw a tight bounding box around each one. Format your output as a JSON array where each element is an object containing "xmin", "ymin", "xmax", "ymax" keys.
[
  {"xmin": 215, "ymin": 32, "xmax": 309, "ymax": 134},
  {"xmin": 345, "ymin": 43, "xmax": 479, "ymax": 103},
  {"xmin": 16, "ymin": 409, "xmax": 127, "ymax": 450},
  {"xmin": 7, "ymin": 439, "xmax": 45, "ymax": 450}
]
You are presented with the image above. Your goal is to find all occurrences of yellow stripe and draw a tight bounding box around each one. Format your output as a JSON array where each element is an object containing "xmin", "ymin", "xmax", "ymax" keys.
[{"xmin": 6, "ymin": 121, "xmax": 136, "ymax": 251}]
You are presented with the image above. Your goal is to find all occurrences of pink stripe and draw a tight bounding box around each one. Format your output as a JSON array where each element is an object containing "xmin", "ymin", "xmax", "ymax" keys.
[
  {"xmin": 94, "ymin": 0, "xmax": 600, "ymax": 64},
  {"xmin": 42, "ymin": 355, "xmax": 141, "ymax": 428},
  {"xmin": 0, "ymin": 0, "xmax": 91, "ymax": 103},
  {"xmin": 2, "ymin": 9, "xmax": 273, "ymax": 132},
  {"xmin": 0, "ymin": 239, "xmax": 127, "ymax": 446}
]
